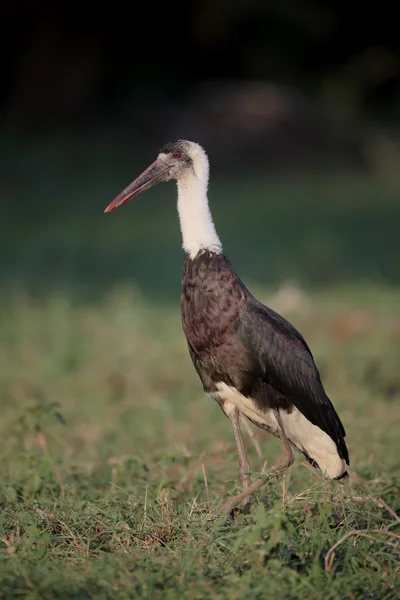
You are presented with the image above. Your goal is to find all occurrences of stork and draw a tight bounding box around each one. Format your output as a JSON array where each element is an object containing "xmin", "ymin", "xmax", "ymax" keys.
[{"xmin": 105, "ymin": 140, "xmax": 349, "ymax": 514}]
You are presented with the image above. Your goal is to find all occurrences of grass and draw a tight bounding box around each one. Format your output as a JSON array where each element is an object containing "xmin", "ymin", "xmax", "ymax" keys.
[
  {"xmin": 1, "ymin": 131, "xmax": 400, "ymax": 597},
  {"xmin": 0, "ymin": 284, "xmax": 399, "ymax": 599}
]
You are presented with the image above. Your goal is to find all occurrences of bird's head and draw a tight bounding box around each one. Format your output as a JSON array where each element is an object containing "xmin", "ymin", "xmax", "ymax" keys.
[{"xmin": 105, "ymin": 140, "xmax": 208, "ymax": 213}]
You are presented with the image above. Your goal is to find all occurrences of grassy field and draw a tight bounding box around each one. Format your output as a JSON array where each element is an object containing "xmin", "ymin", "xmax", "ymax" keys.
[
  {"xmin": 0, "ymin": 284, "xmax": 399, "ymax": 599},
  {"xmin": 1, "ymin": 135, "xmax": 400, "ymax": 598}
]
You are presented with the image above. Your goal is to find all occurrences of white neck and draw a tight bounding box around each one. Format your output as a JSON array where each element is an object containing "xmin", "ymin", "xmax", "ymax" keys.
[{"xmin": 176, "ymin": 147, "xmax": 222, "ymax": 259}]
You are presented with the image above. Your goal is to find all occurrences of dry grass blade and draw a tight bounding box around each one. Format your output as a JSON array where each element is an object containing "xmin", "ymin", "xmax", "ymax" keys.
[
  {"xmin": 371, "ymin": 497, "xmax": 400, "ymax": 523},
  {"xmin": 201, "ymin": 463, "xmax": 210, "ymax": 512},
  {"xmin": 325, "ymin": 528, "xmax": 400, "ymax": 572}
]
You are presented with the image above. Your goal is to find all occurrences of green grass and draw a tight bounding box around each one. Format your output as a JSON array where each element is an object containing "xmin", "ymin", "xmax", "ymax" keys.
[{"xmin": 0, "ymin": 284, "xmax": 399, "ymax": 599}]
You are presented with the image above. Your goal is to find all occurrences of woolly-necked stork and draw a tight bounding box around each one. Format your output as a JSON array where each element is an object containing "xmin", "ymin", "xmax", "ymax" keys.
[{"xmin": 105, "ymin": 140, "xmax": 349, "ymax": 514}]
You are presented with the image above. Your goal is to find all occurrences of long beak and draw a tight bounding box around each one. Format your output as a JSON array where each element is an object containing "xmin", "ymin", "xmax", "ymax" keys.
[{"xmin": 104, "ymin": 158, "xmax": 170, "ymax": 213}]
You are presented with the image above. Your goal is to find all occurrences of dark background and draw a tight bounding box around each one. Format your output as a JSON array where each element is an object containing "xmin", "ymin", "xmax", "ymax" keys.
[{"xmin": 2, "ymin": 1, "xmax": 400, "ymax": 298}]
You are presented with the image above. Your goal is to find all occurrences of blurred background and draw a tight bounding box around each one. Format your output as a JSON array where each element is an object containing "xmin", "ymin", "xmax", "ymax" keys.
[{"xmin": 2, "ymin": 0, "xmax": 400, "ymax": 299}]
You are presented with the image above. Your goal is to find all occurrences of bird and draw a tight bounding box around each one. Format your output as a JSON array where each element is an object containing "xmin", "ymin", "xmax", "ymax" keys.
[{"xmin": 105, "ymin": 140, "xmax": 349, "ymax": 515}]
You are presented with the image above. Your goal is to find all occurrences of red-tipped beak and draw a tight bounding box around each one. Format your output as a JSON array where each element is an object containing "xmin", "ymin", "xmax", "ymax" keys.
[{"xmin": 104, "ymin": 158, "xmax": 170, "ymax": 213}]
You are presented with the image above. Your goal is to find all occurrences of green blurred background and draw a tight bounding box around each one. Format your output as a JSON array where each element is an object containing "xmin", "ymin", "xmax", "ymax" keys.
[{"xmin": 2, "ymin": 1, "xmax": 400, "ymax": 299}]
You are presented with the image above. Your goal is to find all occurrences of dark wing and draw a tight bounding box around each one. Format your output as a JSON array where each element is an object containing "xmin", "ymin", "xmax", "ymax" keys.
[{"xmin": 237, "ymin": 301, "xmax": 349, "ymax": 464}]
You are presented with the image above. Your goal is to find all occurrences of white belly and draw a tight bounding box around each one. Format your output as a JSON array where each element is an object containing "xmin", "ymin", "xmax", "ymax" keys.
[{"xmin": 216, "ymin": 382, "xmax": 346, "ymax": 479}]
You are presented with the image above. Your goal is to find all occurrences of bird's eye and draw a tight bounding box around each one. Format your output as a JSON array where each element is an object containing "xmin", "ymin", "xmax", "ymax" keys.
[{"xmin": 173, "ymin": 151, "xmax": 181, "ymax": 159}]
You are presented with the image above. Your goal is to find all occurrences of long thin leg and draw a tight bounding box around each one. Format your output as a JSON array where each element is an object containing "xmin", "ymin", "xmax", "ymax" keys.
[
  {"xmin": 240, "ymin": 414, "xmax": 264, "ymax": 463},
  {"xmin": 272, "ymin": 410, "xmax": 295, "ymax": 472},
  {"xmin": 272, "ymin": 412, "xmax": 294, "ymax": 506},
  {"xmin": 229, "ymin": 407, "xmax": 251, "ymax": 514},
  {"xmin": 222, "ymin": 409, "xmax": 295, "ymax": 517}
]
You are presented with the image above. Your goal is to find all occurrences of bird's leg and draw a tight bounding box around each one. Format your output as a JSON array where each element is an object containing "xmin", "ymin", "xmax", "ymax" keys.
[
  {"xmin": 221, "ymin": 409, "xmax": 296, "ymax": 517},
  {"xmin": 222, "ymin": 406, "xmax": 271, "ymax": 516},
  {"xmin": 228, "ymin": 406, "xmax": 252, "ymax": 514},
  {"xmin": 240, "ymin": 414, "xmax": 264, "ymax": 463},
  {"xmin": 272, "ymin": 410, "xmax": 295, "ymax": 473},
  {"xmin": 226, "ymin": 411, "xmax": 295, "ymax": 514}
]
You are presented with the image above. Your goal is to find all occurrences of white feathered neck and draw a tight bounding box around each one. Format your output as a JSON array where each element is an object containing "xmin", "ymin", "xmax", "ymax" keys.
[{"xmin": 175, "ymin": 143, "xmax": 222, "ymax": 258}]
